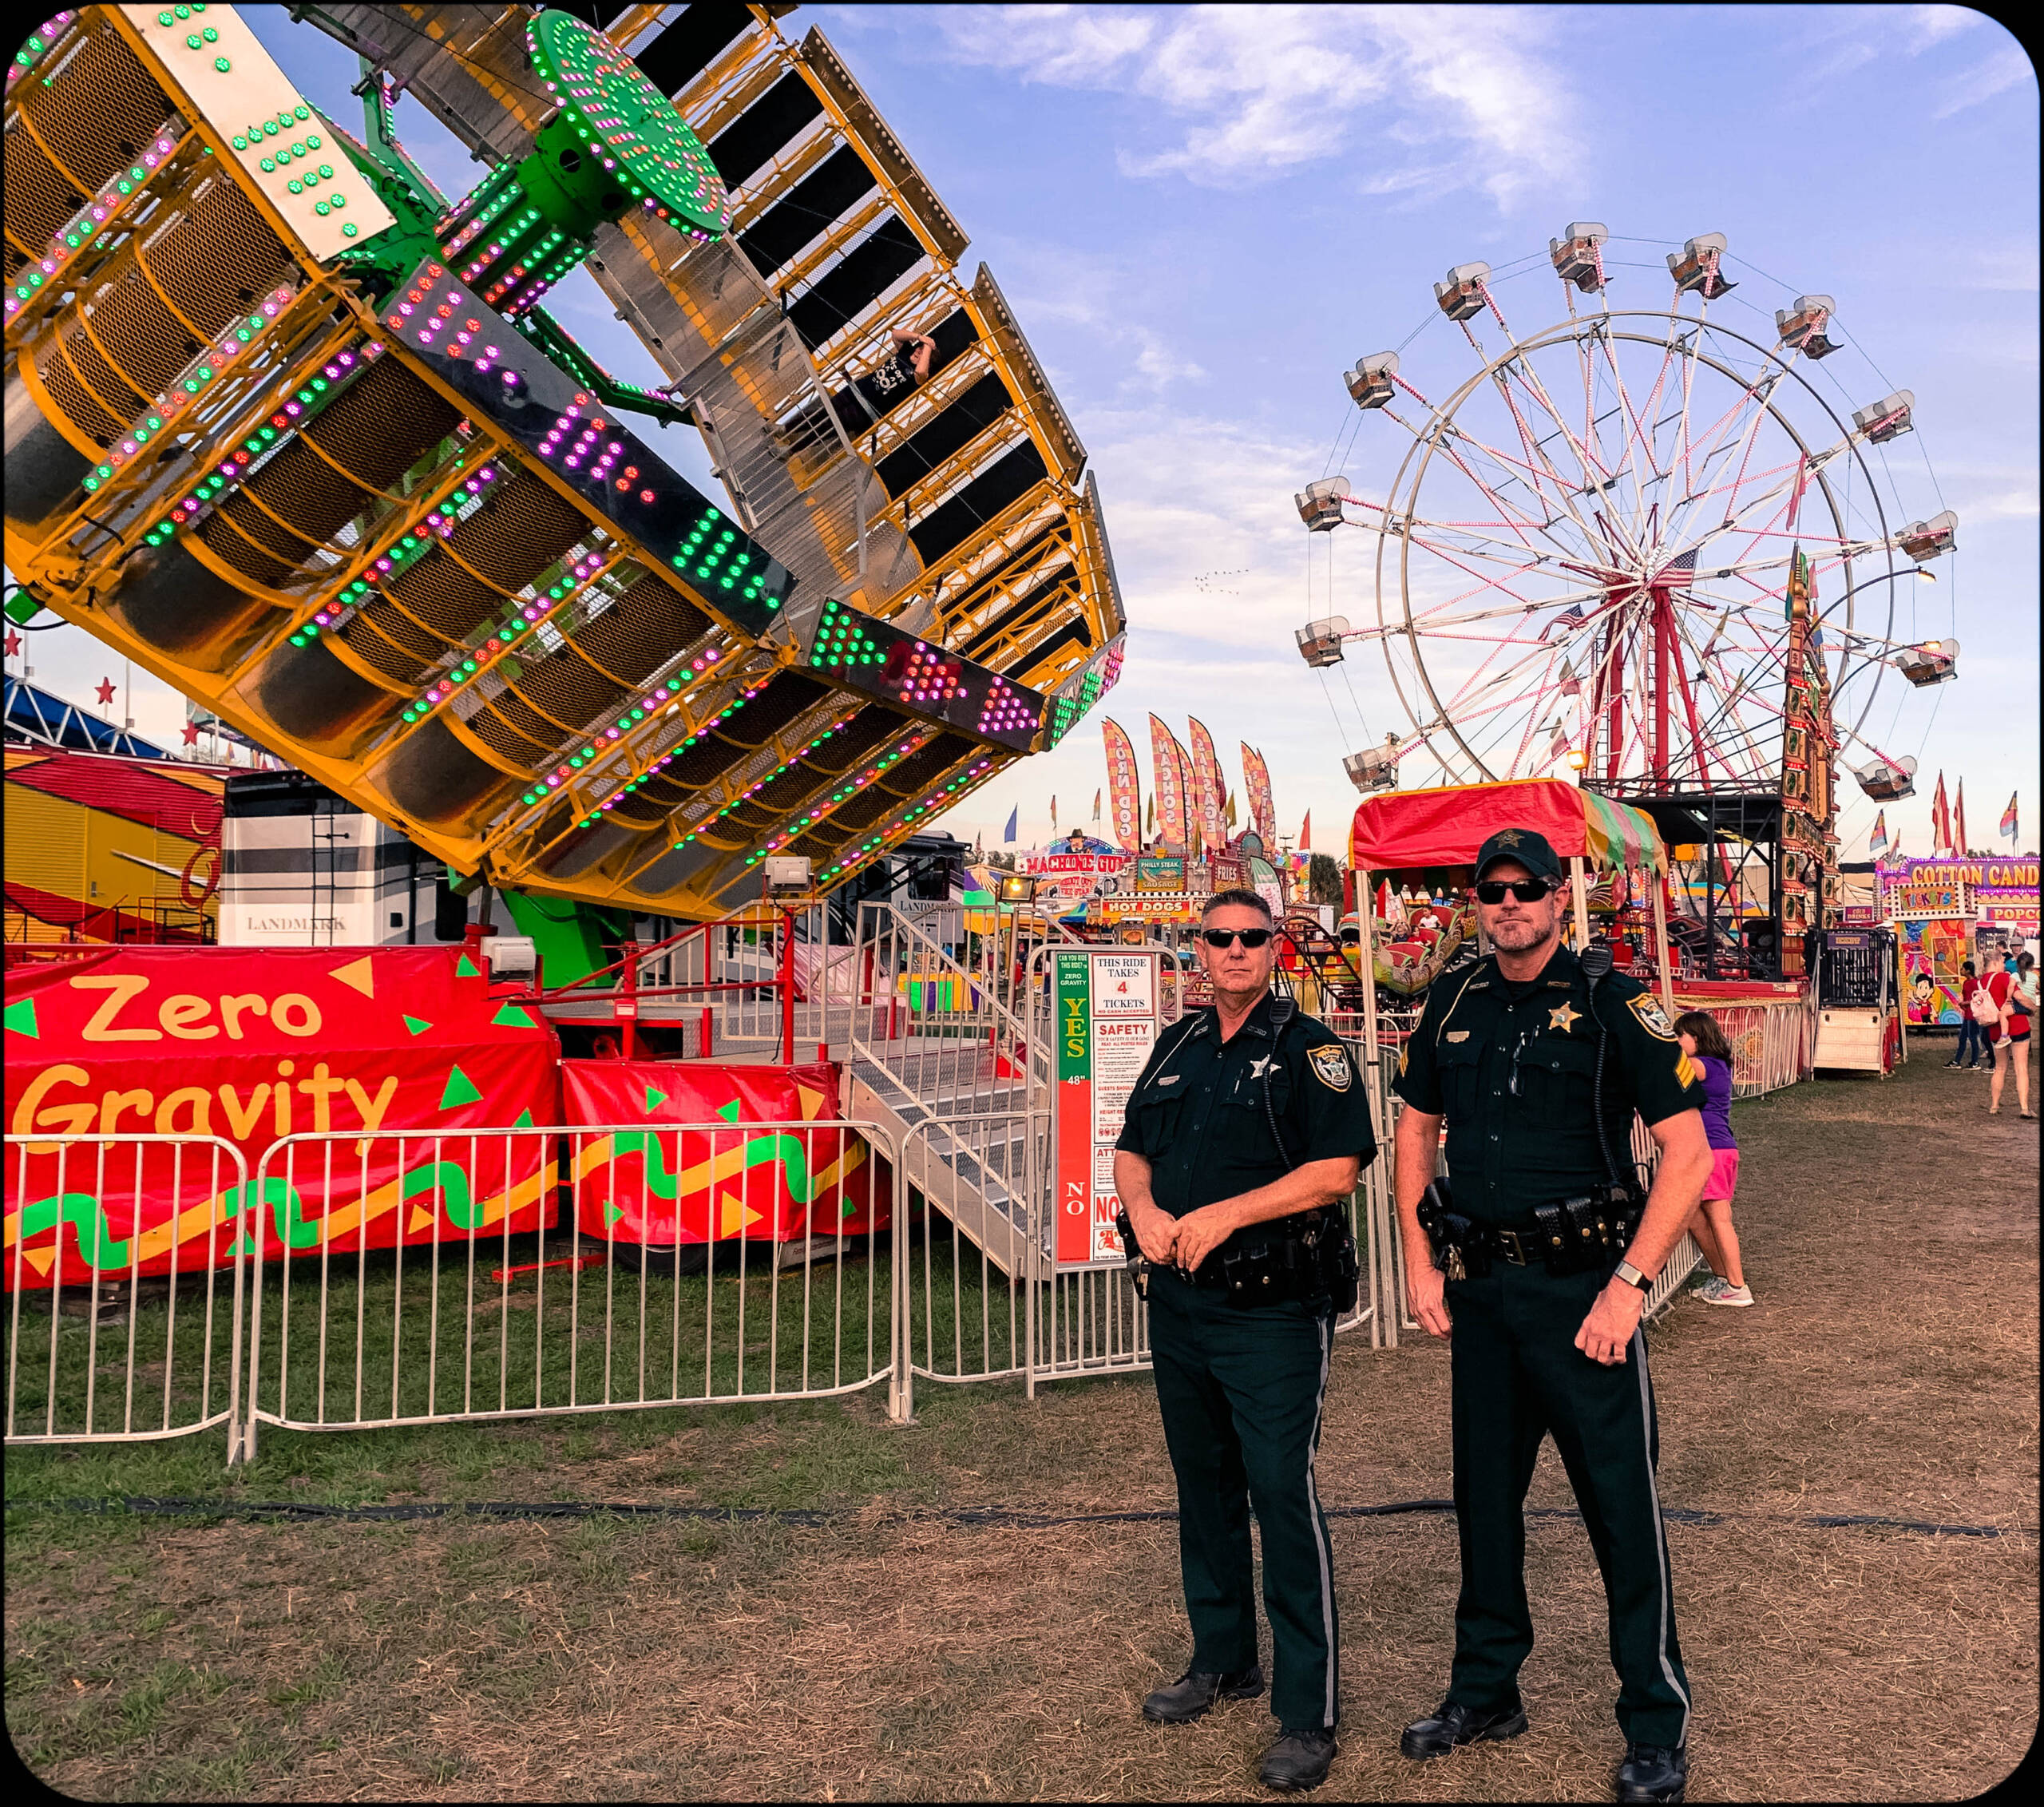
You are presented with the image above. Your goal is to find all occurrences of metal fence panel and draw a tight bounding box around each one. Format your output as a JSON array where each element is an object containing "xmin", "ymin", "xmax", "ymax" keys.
[
  {"xmin": 244, "ymin": 1121, "xmax": 901, "ymax": 1452},
  {"xmin": 5, "ymin": 1135, "xmax": 248, "ymax": 1452}
]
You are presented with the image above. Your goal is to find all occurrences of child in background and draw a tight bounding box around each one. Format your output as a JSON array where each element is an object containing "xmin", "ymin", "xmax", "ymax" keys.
[{"xmin": 1675, "ymin": 1010, "xmax": 1752, "ymax": 1306}]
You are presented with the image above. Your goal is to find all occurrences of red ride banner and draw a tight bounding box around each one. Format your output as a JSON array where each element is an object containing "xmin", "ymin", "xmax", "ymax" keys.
[
  {"xmin": 4, "ymin": 946, "xmax": 559, "ymax": 1288},
  {"xmin": 561, "ymin": 1060, "xmax": 891, "ymax": 1245}
]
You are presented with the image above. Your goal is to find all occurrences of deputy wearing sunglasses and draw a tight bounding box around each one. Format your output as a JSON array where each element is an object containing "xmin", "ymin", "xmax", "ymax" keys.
[
  {"xmin": 1113, "ymin": 890, "xmax": 1377, "ymax": 1793},
  {"xmin": 1391, "ymin": 829, "xmax": 1713, "ymax": 1805}
]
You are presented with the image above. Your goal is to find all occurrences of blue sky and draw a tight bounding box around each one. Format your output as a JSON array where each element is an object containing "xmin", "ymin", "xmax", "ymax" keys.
[{"xmin": 13, "ymin": 4, "xmax": 2035, "ymax": 864}]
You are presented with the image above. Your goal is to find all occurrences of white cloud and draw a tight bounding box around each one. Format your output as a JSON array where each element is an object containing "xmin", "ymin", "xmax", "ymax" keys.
[
  {"xmin": 909, "ymin": 4, "xmax": 1579, "ymax": 204},
  {"xmin": 1931, "ymin": 40, "xmax": 2038, "ymax": 119}
]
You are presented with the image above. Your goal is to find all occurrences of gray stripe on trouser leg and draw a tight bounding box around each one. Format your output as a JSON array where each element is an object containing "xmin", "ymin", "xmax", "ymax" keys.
[
  {"xmin": 1633, "ymin": 1328, "xmax": 1689, "ymax": 1745},
  {"xmin": 1308, "ymin": 1316, "xmax": 1337, "ymax": 1729}
]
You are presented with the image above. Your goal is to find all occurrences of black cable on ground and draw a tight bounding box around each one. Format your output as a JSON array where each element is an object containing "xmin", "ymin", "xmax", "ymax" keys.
[{"xmin": 2, "ymin": 1497, "xmax": 2027, "ymax": 1540}]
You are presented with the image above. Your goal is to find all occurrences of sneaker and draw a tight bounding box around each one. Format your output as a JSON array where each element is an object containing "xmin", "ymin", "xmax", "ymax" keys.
[
  {"xmin": 1702, "ymin": 1281, "xmax": 1753, "ymax": 1307},
  {"xmin": 1690, "ymin": 1274, "xmax": 1727, "ymax": 1301}
]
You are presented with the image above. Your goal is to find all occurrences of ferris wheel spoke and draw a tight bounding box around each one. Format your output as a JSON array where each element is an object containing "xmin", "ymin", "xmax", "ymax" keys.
[
  {"xmin": 1488, "ymin": 368, "xmax": 1629, "ymax": 560},
  {"xmin": 1432, "ymin": 438, "xmax": 1598, "ymax": 564}
]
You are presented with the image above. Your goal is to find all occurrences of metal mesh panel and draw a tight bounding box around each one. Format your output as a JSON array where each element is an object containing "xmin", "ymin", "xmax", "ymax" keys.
[
  {"xmin": 463, "ymin": 573, "xmax": 713, "ymax": 767},
  {"xmin": 346, "ymin": 479, "xmax": 588, "ymax": 679},
  {"xmin": 6, "ymin": 19, "xmax": 173, "ymax": 256},
  {"xmin": 31, "ymin": 184, "xmax": 294, "ymax": 446}
]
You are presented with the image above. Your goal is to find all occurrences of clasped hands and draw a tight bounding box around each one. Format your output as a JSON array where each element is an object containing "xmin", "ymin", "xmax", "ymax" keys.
[{"xmin": 1127, "ymin": 1199, "xmax": 1238, "ymax": 1275}]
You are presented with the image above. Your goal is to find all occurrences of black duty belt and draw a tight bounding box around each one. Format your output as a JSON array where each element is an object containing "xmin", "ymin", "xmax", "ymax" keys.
[{"xmin": 1418, "ymin": 1180, "xmax": 1643, "ymax": 1281}]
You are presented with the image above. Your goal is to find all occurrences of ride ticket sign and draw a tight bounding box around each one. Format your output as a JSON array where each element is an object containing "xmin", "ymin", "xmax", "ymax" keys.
[{"xmin": 1053, "ymin": 949, "xmax": 1159, "ymax": 1266}]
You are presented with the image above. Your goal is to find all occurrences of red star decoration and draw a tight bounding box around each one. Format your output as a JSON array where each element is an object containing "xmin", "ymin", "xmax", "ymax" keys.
[
  {"xmin": 182, "ymin": 721, "xmax": 202, "ymax": 746},
  {"xmin": 95, "ymin": 677, "xmax": 117, "ymax": 707},
  {"xmin": 3, "ymin": 630, "xmax": 20, "ymax": 659}
]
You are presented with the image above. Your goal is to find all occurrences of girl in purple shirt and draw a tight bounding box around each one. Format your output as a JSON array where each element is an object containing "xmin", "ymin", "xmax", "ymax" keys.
[{"xmin": 1675, "ymin": 1010, "xmax": 1752, "ymax": 1306}]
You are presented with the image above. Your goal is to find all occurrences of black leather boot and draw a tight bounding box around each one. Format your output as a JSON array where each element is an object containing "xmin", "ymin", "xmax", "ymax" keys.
[
  {"xmin": 1399, "ymin": 1698, "xmax": 1530, "ymax": 1758},
  {"xmin": 1616, "ymin": 1742, "xmax": 1688, "ymax": 1803},
  {"xmin": 1259, "ymin": 1728, "xmax": 1338, "ymax": 1792},
  {"xmin": 1141, "ymin": 1665, "xmax": 1265, "ymax": 1724}
]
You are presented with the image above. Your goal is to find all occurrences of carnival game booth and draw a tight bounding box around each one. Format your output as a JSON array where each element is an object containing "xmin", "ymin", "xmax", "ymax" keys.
[{"xmin": 1349, "ymin": 779, "xmax": 1678, "ymax": 1064}]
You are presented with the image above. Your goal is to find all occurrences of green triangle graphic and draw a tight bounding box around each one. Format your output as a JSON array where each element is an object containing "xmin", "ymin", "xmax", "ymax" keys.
[
  {"xmin": 438, "ymin": 1064, "xmax": 483, "ymax": 1110},
  {"xmin": 644, "ymin": 1085, "xmax": 669, "ymax": 1114},
  {"xmin": 492, "ymin": 1004, "xmax": 537, "ymax": 1028},
  {"xmin": 715, "ymin": 1100, "xmax": 741, "ymax": 1123},
  {"xmin": 403, "ymin": 1015, "xmax": 433, "ymax": 1036},
  {"xmin": 512, "ymin": 1108, "xmax": 535, "ymax": 1130},
  {"xmin": 455, "ymin": 954, "xmax": 481, "ymax": 977},
  {"xmin": 4, "ymin": 998, "xmax": 38, "ymax": 1039},
  {"xmin": 604, "ymin": 1203, "xmax": 624, "ymax": 1227}
]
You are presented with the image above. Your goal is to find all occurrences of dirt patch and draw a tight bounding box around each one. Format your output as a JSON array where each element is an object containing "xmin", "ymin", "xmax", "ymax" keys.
[{"xmin": 6, "ymin": 1053, "xmax": 2036, "ymax": 1800}]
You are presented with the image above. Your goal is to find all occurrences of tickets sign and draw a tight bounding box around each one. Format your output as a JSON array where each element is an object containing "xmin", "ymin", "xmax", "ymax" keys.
[{"xmin": 1052, "ymin": 949, "xmax": 1160, "ymax": 1267}]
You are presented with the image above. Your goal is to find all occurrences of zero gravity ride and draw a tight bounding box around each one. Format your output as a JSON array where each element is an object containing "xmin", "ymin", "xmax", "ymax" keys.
[
  {"xmin": 4, "ymin": 3, "xmax": 1126, "ymax": 923},
  {"xmin": 1296, "ymin": 225, "xmax": 1959, "ymax": 977}
]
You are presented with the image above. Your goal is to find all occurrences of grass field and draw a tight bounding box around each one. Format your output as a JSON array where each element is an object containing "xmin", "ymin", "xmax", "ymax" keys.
[{"xmin": 6, "ymin": 1050, "xmax": 2036, "ymax": 1801}]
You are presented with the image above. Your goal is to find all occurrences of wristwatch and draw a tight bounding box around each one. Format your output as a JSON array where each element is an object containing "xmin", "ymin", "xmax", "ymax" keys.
[{"xmin": 1613, "ymin": 1259, "xmax": 1653, "ymax": 1292}]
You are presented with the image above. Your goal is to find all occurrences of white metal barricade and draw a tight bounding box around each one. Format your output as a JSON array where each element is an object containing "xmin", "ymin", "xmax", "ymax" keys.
[
  {"xmin": 4, "ymin": 1135, "xmax": 249, "ymax": 1454},
  {"xmin": 242, "ymin": 1120, "xmax": 902, "ymax": 1458}
]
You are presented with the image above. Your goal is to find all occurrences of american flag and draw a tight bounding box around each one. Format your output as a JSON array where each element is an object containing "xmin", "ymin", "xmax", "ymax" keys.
[
  {"xmin": 1543, "ymin": 601, "xmax": 1587, "ymax": 641},
  {"xmin": 1665, "ymin": 547, "xmax": 1699, "ymax": 578}
]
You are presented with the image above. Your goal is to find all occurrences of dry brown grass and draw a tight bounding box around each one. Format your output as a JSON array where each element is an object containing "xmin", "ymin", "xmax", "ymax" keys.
[{"xmin": 6, "ymin": 1051, "xmax": 2036, "ymax": 1801}]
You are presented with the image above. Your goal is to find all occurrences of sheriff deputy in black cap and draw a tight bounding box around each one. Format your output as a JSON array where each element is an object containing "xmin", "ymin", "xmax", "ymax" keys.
[{"xmin": 1390, "ymin": 828, "xmax": 1713, "ymax": 1805}]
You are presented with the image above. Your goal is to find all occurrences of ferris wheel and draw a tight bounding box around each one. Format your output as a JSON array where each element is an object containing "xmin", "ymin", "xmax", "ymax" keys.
[{"xmin": 1295, "ymin": 227, "xmax": 1956, "ymax": 805}]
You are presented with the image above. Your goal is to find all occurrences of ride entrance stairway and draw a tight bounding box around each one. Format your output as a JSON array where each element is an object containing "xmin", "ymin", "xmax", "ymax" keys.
[{"xmin": 839, "ymin": 902, "xmax": 1060, "ymax": 1279}]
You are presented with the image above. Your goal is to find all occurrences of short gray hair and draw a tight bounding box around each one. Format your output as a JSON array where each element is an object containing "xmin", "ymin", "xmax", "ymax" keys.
[{"xmin": 1202, "ymin": 887, "xmax": 1273, "ymax": 923}]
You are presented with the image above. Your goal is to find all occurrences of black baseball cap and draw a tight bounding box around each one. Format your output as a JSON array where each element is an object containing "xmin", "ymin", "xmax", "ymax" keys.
[{"xmin": 1475, "ymin": 827, "xmax": 1564, "ymax": 884}]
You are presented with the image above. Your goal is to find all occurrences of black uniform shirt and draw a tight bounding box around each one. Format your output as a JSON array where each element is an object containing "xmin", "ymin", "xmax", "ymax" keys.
[
  {"xmin": 1392, "ymin": 944, "xmax": 1703, "ymax": 1223},
  {"xmin": 1115, "ymin": 991, "xmax": 1379, "ymax": 1258}
]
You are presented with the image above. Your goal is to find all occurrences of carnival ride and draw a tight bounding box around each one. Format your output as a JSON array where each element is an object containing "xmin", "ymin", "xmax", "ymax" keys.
[
  {"xmin": 1296, "ymin": 225, "xmax": 1959, "ymax": 979},
  {"xmin": 4, "ymin": 3, "xmax": 1125, "ymax": 925}
]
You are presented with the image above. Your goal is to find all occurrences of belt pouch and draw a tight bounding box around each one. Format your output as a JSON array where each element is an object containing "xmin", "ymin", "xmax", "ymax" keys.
[{"xmin": 1531, "ymin": 1203, "xmax": 1571, "ymax": 1274}]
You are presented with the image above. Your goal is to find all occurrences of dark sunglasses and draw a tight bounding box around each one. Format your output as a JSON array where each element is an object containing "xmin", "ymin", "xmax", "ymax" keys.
[
  {"xmin": 1200, "ymin": 927, "xmax": 1274, "ymax": 949},
  {"xmin": 1475, "ymin": 878, "xmax": 1555, "ymax": 905}
]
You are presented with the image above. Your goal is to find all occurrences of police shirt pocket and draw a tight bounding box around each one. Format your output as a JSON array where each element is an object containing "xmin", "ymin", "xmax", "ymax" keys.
[
  {"xmin": 1436, "ymin": 1036, "xmax": 1483, "ymax": 1117},
  {"xmin": 1526, "ymin": 1037, "xmax": 1598, "ymax": 1108},
  {"xmin": 1128, "ymin": 1089, "xmax": 1184, "ymax": 1155}
]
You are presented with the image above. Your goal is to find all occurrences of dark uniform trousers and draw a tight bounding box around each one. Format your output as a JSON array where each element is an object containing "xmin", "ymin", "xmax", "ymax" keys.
[
  {"xmin": 1445, "ymin": 1260, "xmax": 1690, "ymax": 1749},
  {"xmin": 1147, "ymin": 1268, "xmax": 1340, "ymax": 1734}
]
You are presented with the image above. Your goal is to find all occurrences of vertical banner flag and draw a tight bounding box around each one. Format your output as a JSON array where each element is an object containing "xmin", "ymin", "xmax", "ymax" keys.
[
  {"xmin": 1225, "ymin": 789, "xmax": 1238, "ymax": 827},
  {"xmin": 1148, "ymin": 715, "xmax": 1189, "ymax": 851},
  {"xmin": 1955, "ymin": 780, "xmax": 1969, "ymax": 858},
  {"xmin": 1091, "ymin": 789, "xmax": 1102, "ymax": 822},
  {"xmin": 2002, "ymin": 791, "xmax": 2019, "ymax": 844},
  {"xmin": 1299, "ymin": 810, "xmax": 1311, "ymax": 852},
  {"xmin": 1187, "ymin": 718, "xmax": 1226, "ymax": 854},
  {"xmin": 1931, "ymin": 772, "xmax": 1951, "ymax": 855},
  {"xmin": 1240, "ymin": 743, "xmax": 1278, "ymax": 846},
  {"xmin": 1174, "ymin": 734, "xmax": 1197, "ymax": 853},
  {"xmin": 1003, "ymin": 805, "xmax": 1019, "ymax": 844},
  {"xmin": 1868, "ymin": 810, "xmax": 1888, "ymax": 858},
  {"xmin": 1049, "ymin": 795, "xmax": 1058, "ymax": 834},
  {"xmin": 1102, "ymin": 718, "xmax": 1143, "ymax": 852}
]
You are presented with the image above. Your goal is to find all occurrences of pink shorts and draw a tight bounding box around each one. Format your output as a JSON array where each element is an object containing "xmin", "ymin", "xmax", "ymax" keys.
[{"xmin": 1705, "ymin": 1147, "xmax": 1740, "ymax": 1203}]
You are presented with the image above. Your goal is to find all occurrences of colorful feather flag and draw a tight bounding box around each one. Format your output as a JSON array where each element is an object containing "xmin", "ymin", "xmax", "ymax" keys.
[
  {"xmin": 1868, "ymin": 810, "xmax": 1888, "ymax": 858},
  {"xmin": 2001, "ymin": 792, "xmax": 2019, "ymax": 843},
  {"xmin": 1187, "ymin": 719, "xmax": 1227, "ymax": 854},
  {"xmin": 1930, "ymin": 771, "xmax": 1951, "ymax": 854},
  {"xmin": 1148, "ymin": 715, "xmax": 1190, "ymax": 851},
  {"xmin": 1239, "ymin": 743, "xmax": 1278, "ymax": 846},
  {"xmin": 1298, "ymin": 810, "xmax": 1311, "ymax": 852},
  {"xmin": 1091, "ymin": 788, "xmax": 1101, "ymax": 822}
]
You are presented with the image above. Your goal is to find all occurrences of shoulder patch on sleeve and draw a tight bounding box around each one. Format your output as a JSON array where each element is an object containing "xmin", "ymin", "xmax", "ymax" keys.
[
  {"xmin": 1309, "ymin": 1044, "xmax": 1354, "ymax": 1090},
  {"xmin": 1626, "ymin": 993, "xmax": 1678, "ymax": 1040}
]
